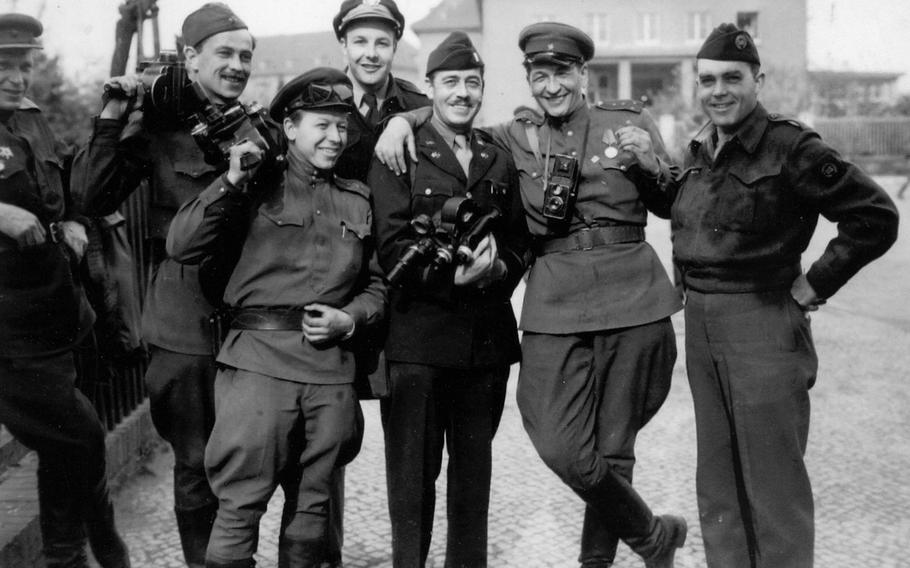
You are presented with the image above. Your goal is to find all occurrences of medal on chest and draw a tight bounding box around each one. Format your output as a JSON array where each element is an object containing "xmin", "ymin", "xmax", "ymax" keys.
[{"xmin": 602, "ymin": 129, "xmax": 619, "ymax": 159}]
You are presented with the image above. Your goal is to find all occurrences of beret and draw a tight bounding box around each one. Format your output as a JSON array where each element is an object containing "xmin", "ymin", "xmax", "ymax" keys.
[
  {"xmin": 697, "ymin": 23, "xmax": 760, "ymax": 65},
  {"xmin": 333, "ymin": 0, "xmax": 404, "ymax": 40},
  {"xmin": 269, "ymin": 67, "xmax": 354, "ymax": 121},
  {"xmin": 518, "ymin": 22, "xmax": 594, "ymax": 65},
  {"xmin": 182, "ymin": 2, "xmax": 248, "ymax": 48},
  {"xmin": 0, "ymin": 13, "xmax": 43, "ymax": 50},
  {"xmin": 426, "ymin": 31, "xmax": 483, "ymax": 76}
]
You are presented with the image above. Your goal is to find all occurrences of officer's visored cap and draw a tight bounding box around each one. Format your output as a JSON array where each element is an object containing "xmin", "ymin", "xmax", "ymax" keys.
[
  {"xmin": 519, "ymin": 22, "xmax": 594, "ymax": 66},
  {"xmin": 182, "ymin": 2, "xmax": 249, "ymax": 48},
  {"xmin": 426, "ymin": 32, "xmax": 484, "ymax": 77},
  {"xmin": 269, "ymin": 67, "xmax": 355, "ymax": 122},
  {"xmin": 333, "ymin": 0, "xmax": 405, "ymax": 40},
  {"xmin": 0, "ymin": 13, "xmax": 43, "ymax": 50},
  {"xmin": 697, "ymin": 23, "xmax": 760, "ymax": 65}
]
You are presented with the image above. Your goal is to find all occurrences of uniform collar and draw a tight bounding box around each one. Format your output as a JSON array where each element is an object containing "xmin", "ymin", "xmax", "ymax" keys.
[
  {"xmin": 286, "ymin": 145, "xmax": 331, "ymax": 186},
  {"xmin": 349, "ymin": 72, "xmax": 391, "ymax": 110},
  {"xmin": 429, "ymin": 114, "xmax": 471, "ymax": 149},
  {"xmin": 689, "ymin": 103, "xmax": 768, "ymax": 157}
]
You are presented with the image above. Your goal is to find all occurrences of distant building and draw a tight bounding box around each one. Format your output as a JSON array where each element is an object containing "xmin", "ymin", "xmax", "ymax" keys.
[
  {"xmin": 808, "ymin": 70, "xmax": 903, "ymax": 116},
  {"xmin": 242, "ymin": 31, "xmax": 424, "ymax": 107}
]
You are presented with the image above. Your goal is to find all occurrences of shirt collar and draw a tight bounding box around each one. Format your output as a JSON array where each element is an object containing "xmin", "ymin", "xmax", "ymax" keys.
[
  {"xmin": 348, "ymin": 71, "xmax": 391, "ymax": 109},
  {"xmin": 429, "ymin": 114, "xmax": 471, "ymax": 149},
  {"xmin": 689, "ymin": 102, "xmax": 768, "ymax": 157}
]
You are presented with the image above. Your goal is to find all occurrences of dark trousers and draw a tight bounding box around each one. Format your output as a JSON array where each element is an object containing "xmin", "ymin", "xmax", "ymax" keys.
[
  {"xmin": 0, "ymin": 352, "xmax": 129, "ymax": 568},
  {"xmin": 205, "ymin": 367, "xmax": 363, "ymax": 567},
  {"xmin": 685, "ymin": 290, "xmax": 817, "ymax": 568},
  {"xmin": 517, "ymin": 319, "xmax": 676, "ymax": 566},
  {"xmin": 381, "ymin": 363, "xmax": 509, "ymax": 568}
]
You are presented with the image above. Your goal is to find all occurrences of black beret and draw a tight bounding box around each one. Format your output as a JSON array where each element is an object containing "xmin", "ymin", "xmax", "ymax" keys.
[
  {"xmin": 333, "ymin": 0, "xmax": 404, "ymax": 40},
  {"xmin": 182, "ymin": 2, "xmax": 248, "ymax": 48},
  {"xmin": 697, "ymin": 23, "xmax": 760, "ymax": 65},
  {"xmin": 426, "ymin": 32, "xmax": 483, "ymax": 77},
  {"xmin": 518, "ymin": 22, "xmax": 594, "ymax": 65},
  {"xmin": 0, "ymin": 13, "xmax": 43, "ymax": 50},
  {"xmin": 269, "ymin": 67, "xmax": 354, "ymax": 121}
]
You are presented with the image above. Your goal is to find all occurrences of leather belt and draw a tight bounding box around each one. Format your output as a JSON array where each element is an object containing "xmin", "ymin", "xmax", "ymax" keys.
[
  {"xmin": 230, "ymin": 308, "xmax": 306, "ymax": 331},
  {"xmin": 536, "ymin": 226, "xmax": 645, "ymax": 255}
]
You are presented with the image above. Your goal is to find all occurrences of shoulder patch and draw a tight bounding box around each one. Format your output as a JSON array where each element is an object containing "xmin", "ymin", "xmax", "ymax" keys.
[
  {"xmin": 816, "ymin": 156, "xmax": 846, "ymax": 186},
  {"xmin": 595, "ymin": 99, "xmax": 643, "ymax": 113},
  {"xmin": 513, "ymin": 105, "xmax": 545, "ymax": 126},
  {"xmin": 767, "ymin": 112, "xmax": 807, "ymax": 130},
  {"xmin": 394, "ymin": 77, "xmax": 426, "ymax": 96},
  {"xmin": 334, "ymin": 175, "xmax": 371, "ymax": 198}
]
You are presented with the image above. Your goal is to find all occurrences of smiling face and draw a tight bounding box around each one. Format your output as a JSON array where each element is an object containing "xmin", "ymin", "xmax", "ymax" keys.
[
  {"xmin": 184, "ymin": 28, "xmax": 254, "ymax": 105},
  {"xmin": 696, "ymin": 58, "xmax": 764, "ymax": 134},
  {"xmin": 427, "ymin": 68, "xmax": 483, "ymax": 131},
  {"xmin": 340, "ymin": 21, "xmax": 397, "ymax": 93},
  {"xmin": 0, "ymin": 49, "xmax": 33, "ymax": 112},
  {"xmin": 284, "ymin": 109, "xmax": 349, "ymax": 170},
  {"xmin": 526, "ymin": 61, "xmax": 587, "ymax": 118}
]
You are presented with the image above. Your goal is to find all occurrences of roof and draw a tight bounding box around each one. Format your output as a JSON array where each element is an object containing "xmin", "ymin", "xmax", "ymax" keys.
[
  {"xmin": 412, "ymin": 0, "xmax": 481, "ymax": 33},
  {"xmin": 252, "ymin": 30, "xmax": 420, "ymax": 75}
]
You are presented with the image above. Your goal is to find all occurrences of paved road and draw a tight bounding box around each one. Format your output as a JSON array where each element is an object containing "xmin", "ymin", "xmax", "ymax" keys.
[{"xmin": 106, "ymin": 179, "xmax": 910, "ymax": 567}]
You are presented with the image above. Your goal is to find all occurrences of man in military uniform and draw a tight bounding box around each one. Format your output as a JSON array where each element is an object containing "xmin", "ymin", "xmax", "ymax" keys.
[
  {"xmin": 72, "ymin": 4, "xmax": 254, "ymax": 566},
  {"xmin": 0, "ymin": 13, "xmax": 130, "ymax": 568},
  {"xmin": 633, "ymin": 24, "xmax": 899, "ymax": 568},
  {"xmin": 332, "ymin": 0, "xmax": 429, "ymax": 182},
  {"xmin": 167, "ymin": 67, "xmax": 386, "ymax": 568},
  {"xmin": 376, "ymin": 21, "xmax": 686, "ymax": 568},
  {"xmin": 369, "ymin": 32, "xmax": 529, "ymax": 568}
]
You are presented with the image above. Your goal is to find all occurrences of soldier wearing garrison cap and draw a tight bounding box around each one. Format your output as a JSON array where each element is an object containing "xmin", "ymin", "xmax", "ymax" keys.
[
  {"xmin": 376, "ymin": 20, "xmax": 687, "ymax": 568},
  {"xmin": 369, "ymin": 30, "xmax": 529, "ymax": 568},
  {"xmin": 167, "ymin": 67, "xmax": 385, "ymax": 567},
  {"xmin": 0, "ymin": 11, "xmax": 131, "ymax": 568},
  {"xmin": 635, "ymin": 22, "xmax": 899, "ymax": 568},
  {"xmin": 72, "ymin": 4, "xmax": 257, "ymax": 566}
]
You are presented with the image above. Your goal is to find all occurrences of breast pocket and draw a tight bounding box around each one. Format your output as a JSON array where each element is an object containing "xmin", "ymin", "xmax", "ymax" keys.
[
  {"xmin": 411, "ymin": 182, "xmax": 455, "ymax": 220},
  {"xmin": 722, "ymin": 164, "xmax": 783, "ymax": 233}
]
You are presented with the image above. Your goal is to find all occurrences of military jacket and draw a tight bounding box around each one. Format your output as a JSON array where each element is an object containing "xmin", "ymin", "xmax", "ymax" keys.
[
  {"xmin": 168, "ymin": 148, "xmax": 387, "ymax": 384},
  {"xmin": 370, "ymin": 121, "xmax": 529, "ymax": 369},
  {"xmin": 335, "ymin": 75, "xmax": 429, "ymax": 182},
  {"xmin": 487, "ymin": 101, "xmax": 681, "ymax": 333},
  {"xmin": 656, "ymin": 104, "xmax": 899, "ymax": 297},
  {"xmin": 73, "ymin": 117, "xmax": 223, "ymax": 355},
  {"xmin": 0, "ymin": 99, "xmax": 94, "ymax": 357}
]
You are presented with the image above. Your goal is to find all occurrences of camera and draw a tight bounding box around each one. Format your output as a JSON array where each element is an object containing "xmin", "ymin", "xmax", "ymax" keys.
[
  {"xmin": 104, "ymin": 50, "xmax": 204, "ymax": 124},
  {"xmin": 542, "ymin": 154, "xmax": 580, "ymax": 222},
  {"xmin": 190, "ymin": 100, "xmax": 283, "ymax": 171},
  {"xmin": 386, "ymin": 196, "xmax": 501, "ymax": 288}
]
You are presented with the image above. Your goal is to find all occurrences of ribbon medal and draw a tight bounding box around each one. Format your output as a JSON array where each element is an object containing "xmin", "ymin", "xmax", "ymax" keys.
[{"xmin": 602, "ymin": 130, "xmax": 619, "ymax": 159}]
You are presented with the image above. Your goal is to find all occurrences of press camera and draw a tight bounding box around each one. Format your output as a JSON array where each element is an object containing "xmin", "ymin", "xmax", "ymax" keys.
[{"xmin": 542, "ymin": 153, "xmax": 580, "ymax": 221}]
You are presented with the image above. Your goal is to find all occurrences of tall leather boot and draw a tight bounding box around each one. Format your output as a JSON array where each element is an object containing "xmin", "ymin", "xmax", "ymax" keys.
[
  {"xmin": 205, "ymin": 558, "xmax": 256, "ymax": 568},
  {"xmin": 37, "ymin": 461, "xmax": 90, "ymax": 568},
  {"xmin": 278, "ymin": 538, "xmax": 326, "ymax": 568},
  {"xmin": 176, "ymin": 503, "xmax": 219, "ymax": 568},
  {"xmin": 579, "ymin": 505, "xmax": 618, "ymax": 567},
  {"xmin": 626, "ymin": 515, "xmax": 688, "ymax": 568}
]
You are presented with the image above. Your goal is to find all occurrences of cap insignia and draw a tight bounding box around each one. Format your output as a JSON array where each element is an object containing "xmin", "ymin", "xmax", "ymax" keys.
[
  {"xmin": 473, "ymin": 52, "xmax": 480, "ymax": 62},
  {"xmin": 363, "ymin": 0, "xmax": 381, "ymax": 5},
  {"xmin": 0, "ymin": 147, "xmax": 13, "ymax": 160},
  {"xmin": 735, "ymin": 33, "xmax": 749, "ymax": 50},
  {"xmin": 547, "ymin": 42, "xmax": 554, "ymax": 50}
]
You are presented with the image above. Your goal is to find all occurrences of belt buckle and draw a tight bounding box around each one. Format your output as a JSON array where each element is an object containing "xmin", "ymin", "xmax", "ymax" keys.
[
  {"xmin": 48, "ymin": 222, "xmax": 63, "ymax": 244},
  {"xmin": 576, "ymin": 228, "xmax": 595, "ymax": 251}
]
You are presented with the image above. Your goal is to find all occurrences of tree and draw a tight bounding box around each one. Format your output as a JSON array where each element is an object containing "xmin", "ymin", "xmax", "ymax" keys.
[{"xmin": 27, "ymin": 51, "xmax": 99, "ymax": 146}]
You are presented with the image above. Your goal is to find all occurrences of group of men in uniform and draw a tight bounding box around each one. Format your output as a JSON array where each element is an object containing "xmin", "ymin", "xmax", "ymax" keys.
[{"xmin": 0, "ymin": 1, "xmax": 899, "ymax": 568}]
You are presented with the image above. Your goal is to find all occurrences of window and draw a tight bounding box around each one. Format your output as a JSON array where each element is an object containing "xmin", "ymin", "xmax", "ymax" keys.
[
  {"xmin": 587, "ymin": 13, "xmax": 610, "ymax": 43},
  {"xmin": 686, "ymin": 11, "xmax": 711, "ymax": 42},
  {"xmin": 637, "ymin": 13, "xmax": 659, "ymax": 44},
  {"xmin": 737, "ymin": 12, "xmax": 759, "ymax": 39}
]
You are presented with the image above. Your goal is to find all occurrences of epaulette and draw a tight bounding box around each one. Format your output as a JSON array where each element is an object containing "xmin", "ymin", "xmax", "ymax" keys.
[
  {"xmin": 595, "ymin": 99, "xmax": 643, "ymax": 113},
  {"xmin": 394, "ymin": 77, "xmax": 426, "ymax": 96},
  {"xmin": 767, "ymin": 112, "xmax": 807, "ymax": 130},
  {"xmin": 474, "ymin": 128, "xmax": 495, "ymax": 144},
  {"xmin": 334, "ymin": 175, "xmax": 371, "ymax": 198},
  {"xmin": 513, "ymin": 105, "xmax": 545, "ymax": 126}
]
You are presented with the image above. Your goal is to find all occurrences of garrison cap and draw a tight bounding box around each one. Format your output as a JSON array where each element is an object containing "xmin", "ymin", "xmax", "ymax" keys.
[
  {"xmin": 182, "ymin": 2, "xmax": 249, "ymax": 48},
  {"xmin": 697, "ymin": 23, "xmax": 760, "ymax": 65},
  {"xmin": 269, "ymin": 67, "xmax": 354, "ymax": 121},
  {"xmin": 333, "ymin": 0, "xmax": 404, "ymax": 40},
  {"xmin": 519, "ymin": 22, "xmax": 594, "ymax": 65},
  {"xmin": 426, "ymin": 32, "xmax": 484, "ymax": 76},
  {"xmin": 0, "ymin": 13, "xmax": 43, "ymax": 50}
]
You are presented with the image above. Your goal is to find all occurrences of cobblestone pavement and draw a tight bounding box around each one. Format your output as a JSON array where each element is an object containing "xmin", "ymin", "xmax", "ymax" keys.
[{"xmin": 106, "ymin": 180, "xmax": 910, "ymax": 567}]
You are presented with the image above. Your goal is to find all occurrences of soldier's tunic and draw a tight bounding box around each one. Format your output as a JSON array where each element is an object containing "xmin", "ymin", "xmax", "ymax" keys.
[{"xmin": 651, "ymin": 103, "xmax": 899, "ymax": 568}]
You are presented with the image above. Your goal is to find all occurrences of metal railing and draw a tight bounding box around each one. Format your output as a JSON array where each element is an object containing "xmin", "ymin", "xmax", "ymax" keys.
[{"xmin": 812, "ymin": 117, "xmax": 910, "ymax": 157}]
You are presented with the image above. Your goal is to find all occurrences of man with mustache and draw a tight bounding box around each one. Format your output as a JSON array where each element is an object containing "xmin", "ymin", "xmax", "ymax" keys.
[
  {"xmin": 167, "ymin": 67, "xmax": 386, "ymax": 568},
  {"xmin": 375, "ymin": 21, "xmax": 687, "ymax": 568},
  {"xmin": 633, "ymin": 24, "xmax": 899, "ymax": 568},
  {"xmin": 0, "ymin": 12, "xmax": 130, "ymax": 568},
  {"xmin": 73, "ymin": 4, "xmax": 254, "ymax": 566},
  {"xmin": 369, "ymin": 32, "xmax": 529, "ymax": 568}
]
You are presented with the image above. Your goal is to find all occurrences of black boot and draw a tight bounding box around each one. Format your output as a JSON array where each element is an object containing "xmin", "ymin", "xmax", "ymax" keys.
[
  {"xmin": 37, "ymin": 462, "xmax": 90, "ymax": 568},
  {"xmin": 205, "ymin": 558, "xmax": 256, "ymax": 568},
  {"xmin": 278, "ymin": 538, "xmax": 326, "ymax": 568},
  {"xmin": 627, "ymin": 515, "xmax": 687, "ymax": 568},
  {"xmin": 176, "ymin": 503, "xmax": 218, "ymax": 567}
]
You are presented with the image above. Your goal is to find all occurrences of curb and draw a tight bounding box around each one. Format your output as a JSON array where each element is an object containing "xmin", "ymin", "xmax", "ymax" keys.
[{"xmin": 0, "ymin": 401, "xmax": 159, "ymax": 568}]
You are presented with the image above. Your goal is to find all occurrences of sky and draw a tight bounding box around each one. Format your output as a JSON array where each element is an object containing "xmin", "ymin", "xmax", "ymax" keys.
[{"xmin": 2, "ymin": 0, "xmax": 910, "ymax": 90}]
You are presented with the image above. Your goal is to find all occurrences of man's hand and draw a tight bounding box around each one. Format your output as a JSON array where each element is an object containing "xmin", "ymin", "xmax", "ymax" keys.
[
  {"xmin": 374, "ymin": 116, "xmax": 417, "ymax": 176},
  {"xmin": 59, "ymin": 221, "xmax": 88, "ymax": 261},
  {"xmin": 790, "ymin": 273, "xmax": 825, "ymax": 311},
  {"xmin": 0, "ymin": 202, "xmax": 46, "ymax": 246},
  {"xmin": 100, "ymin": 75, "xmax": 142, "ymax": 120},
  {"xmin": 302, "ymin": 304, "xmax": 355, "ymax": 345},
  {"xmin": 226, "ymin": 140, "xmax": 264, "ymax": 188},
  {"xmin": 616, "ymin": 124, "xmax": 660, "ymax": 176},
  {"xmin": 454, "ymin": 234, "xmax": 503, "ymax": 287}
]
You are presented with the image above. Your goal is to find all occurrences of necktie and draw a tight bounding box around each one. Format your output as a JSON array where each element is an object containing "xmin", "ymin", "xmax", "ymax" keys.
[
  {"xmin": 454, "ymin": 134, "xmax": 472, "ymax": 177},
  {"xmin": 362, "ymin": 93, "xmax": 378, "ymax": 126}
]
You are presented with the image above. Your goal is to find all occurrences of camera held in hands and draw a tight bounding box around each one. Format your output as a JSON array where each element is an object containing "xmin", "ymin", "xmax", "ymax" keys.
[
  {"xmin": 542, "ymin": 154, "xmax": 580, "ymax": 222},
  {"xmin": 386, "ymin": 196, "xmax": 501, "ymax": 288}
]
